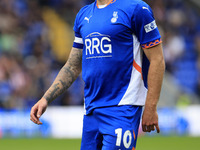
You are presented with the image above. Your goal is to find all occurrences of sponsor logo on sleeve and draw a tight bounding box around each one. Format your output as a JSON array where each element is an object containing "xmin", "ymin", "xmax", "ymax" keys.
[{"xmin": 144, "ymin": 20, "xmax": 157, "ymax": 33}]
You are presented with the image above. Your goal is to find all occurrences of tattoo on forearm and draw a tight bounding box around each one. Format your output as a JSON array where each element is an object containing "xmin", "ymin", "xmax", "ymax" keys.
[
  {"xmin": 43, "ymin": 48, "xmax": 82, "ymax": 103},
  {"xmin": 44, "ymin": 83, "xmax": 60, "ymax": 102},
  {"xmin": 63, "ymin": 66, "xmax": 75, "ymax": 82},
  {"xmin": 59, "ymin": 79, "xmax": 68, "ymax": 90}
]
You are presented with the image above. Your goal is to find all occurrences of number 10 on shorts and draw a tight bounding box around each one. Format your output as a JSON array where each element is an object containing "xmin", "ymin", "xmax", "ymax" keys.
[{"xmin": 115, "ymin": 128, "xmax": 133, "ymax": 148}]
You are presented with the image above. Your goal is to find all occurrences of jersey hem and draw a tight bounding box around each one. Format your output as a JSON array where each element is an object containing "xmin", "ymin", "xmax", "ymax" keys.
[{"xmin": 85, "ymin": 104, "xmax": 145, "ymax": 115}]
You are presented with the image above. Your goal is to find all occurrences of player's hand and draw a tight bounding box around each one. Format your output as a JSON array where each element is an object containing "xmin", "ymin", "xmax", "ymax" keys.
[
  {"xmin": 30, "ymin": 97, "xmax": 48, "ymax": 125},
  {"xmin": 142, "ymin": 105, "xmax": 160, "ymax": 133}
]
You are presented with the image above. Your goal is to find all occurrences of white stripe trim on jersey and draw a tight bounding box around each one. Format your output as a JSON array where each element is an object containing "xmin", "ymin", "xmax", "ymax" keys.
[
  {"xmin": 133, "ymin": 35, "xmax": 142, "ymax": 69},
  {"xmin": 118, "ymin": 34, "xmax": 147, "ymax": 106},
  {"xmin": 74, "ymin": 37, "xmax": 83, "ymax": 44}
]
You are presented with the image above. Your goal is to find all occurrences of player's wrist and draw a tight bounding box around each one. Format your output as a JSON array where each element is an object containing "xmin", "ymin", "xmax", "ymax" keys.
[
  {"xmin": 144, "ymin": 102, "xmax": 157, "ymax": 111},
  {"xmin": 41, "ymin": 96, "xmax": 50, "ymax": 104}
]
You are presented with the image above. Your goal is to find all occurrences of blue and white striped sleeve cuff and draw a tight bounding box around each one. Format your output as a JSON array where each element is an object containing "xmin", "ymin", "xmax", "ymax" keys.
[{"xmin": 73, "ymin": 36, "xmax": 84, "ymax": 49}]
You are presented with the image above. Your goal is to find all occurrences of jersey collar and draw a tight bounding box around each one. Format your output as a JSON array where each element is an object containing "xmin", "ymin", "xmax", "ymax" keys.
[{"xmin": 96, "ymin": 0, "xmax": 116, "ymax": 9}]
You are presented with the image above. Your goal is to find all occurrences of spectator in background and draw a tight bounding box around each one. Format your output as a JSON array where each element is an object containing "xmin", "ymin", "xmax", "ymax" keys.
[
  {"xmin": 0, "ymin": 0, "xmax": 84, "ymax": 109},
  {"xmin": 147, "ymin": 0, "xmax": 199, "ymax": 95},
  {"xmin": 195, "ymin": 34, "xmax": 200, "ymax": 96}
]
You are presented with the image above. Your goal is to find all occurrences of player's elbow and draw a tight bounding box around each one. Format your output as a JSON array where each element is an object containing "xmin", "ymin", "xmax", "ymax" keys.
[
  {"xmin": 159, "ymin": 56, "xmax": 165, "ymax": 71},
  {"xmin": 150, "ymin": 54, "xmax": 166, "ymax": 72},
  {"xmin": 157, "ymin": 56, "xmax": 165, "ymax": 71}
]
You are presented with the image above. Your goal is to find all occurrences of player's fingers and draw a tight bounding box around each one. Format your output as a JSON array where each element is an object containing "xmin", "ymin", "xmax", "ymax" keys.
[
  {"xmin": 150, "ymin": 125, "xmax": 155, "ymax": 131},
  {"xmin": 142, "ymin": 124, "xmax": 151, "ymax": 132},
  {"xmin": 30, "ymin": 106, "xmax": 38, "ymax": 123},
  {"xmin": 30, "ymin": 116, "xmax": 38, "ymax": 124},
  {"xmin": 142, "ymin": 124, "xmax": 147, "ymax": 132},
  {"xmin": 155, "ymin": 124, "xmax": 160, "ymax": 133},
  {"xmin": 37, "ymin": 120, "xmax": 43, "ymax": 125},
  {"xmin": 30, "ymin": 117, "xmax": 42, "ymax": 125},
  {"xmin": 37, "ymin": 106, "xmax": 43, "ymax": 118},
  {"xmin": 146, "ymin": 125, "xmax": 151, "ymax": 132},
  {"xmin": 36, "ymin": 106, "xmax": 44, "ymax": 125}
]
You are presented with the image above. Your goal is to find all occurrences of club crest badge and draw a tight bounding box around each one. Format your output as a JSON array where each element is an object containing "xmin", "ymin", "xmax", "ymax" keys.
[{"xmin": 111, "ymin": 11, "xmax": 118, "ymax": 23}]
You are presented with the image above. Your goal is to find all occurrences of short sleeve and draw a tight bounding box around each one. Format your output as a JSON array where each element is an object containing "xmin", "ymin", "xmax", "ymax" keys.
[
  {"xmin": 73, "ymin": 12, "xmax": 84, "ymax": 49},
  {"xmin": 132, "ymin": 1, "xmax": 162, "ymax": 49}
]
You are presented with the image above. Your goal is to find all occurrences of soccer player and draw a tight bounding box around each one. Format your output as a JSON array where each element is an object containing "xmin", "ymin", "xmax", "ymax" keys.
[{"xmin": 30, "ymin": 0, "xmax": 165, "ymax": 149}]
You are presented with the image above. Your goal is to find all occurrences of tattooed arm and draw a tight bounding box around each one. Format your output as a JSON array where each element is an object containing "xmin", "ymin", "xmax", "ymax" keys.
[
  {"xmin": 30, "ymin": 47, "xmax": 82, "ymax": 125},
  {"xmin": 43, "ymin": 47, "xmax": 82, "ymax": 103}
]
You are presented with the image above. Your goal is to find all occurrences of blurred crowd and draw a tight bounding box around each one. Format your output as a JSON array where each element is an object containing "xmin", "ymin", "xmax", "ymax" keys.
[
  {"xmin": 0, "ymin": 0, "xmax": 86, "ymax": 108},
  {"xmin": 148, "ymin": 0, "xmax": 200, "ymax": 96},
  {"xmin": 0, "ymin": 0, "xmax": 199, "ymax": 109}
]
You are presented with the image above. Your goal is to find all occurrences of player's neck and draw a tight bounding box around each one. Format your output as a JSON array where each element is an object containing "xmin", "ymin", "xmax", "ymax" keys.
[{"xmin": 97, "ymin": 0, "xmax": 111, "ymax": 5}]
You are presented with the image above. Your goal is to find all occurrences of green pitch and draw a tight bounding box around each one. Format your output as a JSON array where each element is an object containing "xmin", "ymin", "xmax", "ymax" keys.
[
  {"xmin": 0, "ymin": 136, "xmax": 199, "ymax": 150},
  {"xmin": 137, "ymin": 136, "xmax": 200, "ymax": 150}
]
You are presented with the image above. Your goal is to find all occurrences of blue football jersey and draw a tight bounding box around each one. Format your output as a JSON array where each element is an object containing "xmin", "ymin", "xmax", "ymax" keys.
[{"xmin": 73, "ymin": 0, "xmax": 162, "ymax": 115}]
